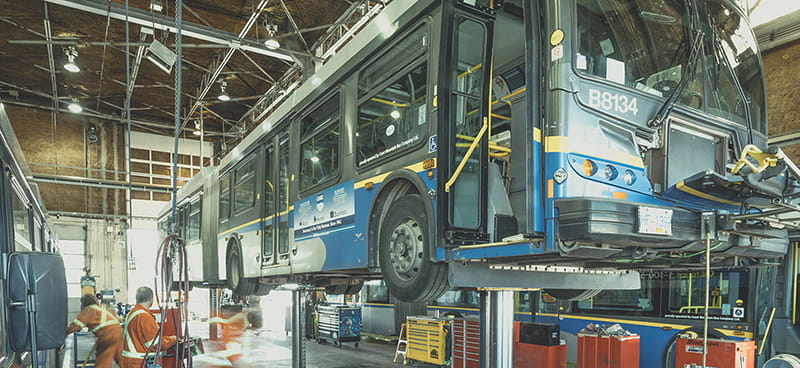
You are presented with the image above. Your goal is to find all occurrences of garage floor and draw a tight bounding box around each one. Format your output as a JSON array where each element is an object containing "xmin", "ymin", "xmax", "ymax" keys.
[{"xmin": 194, "ymin": 329, "xmax": 407, "ymax": 368}]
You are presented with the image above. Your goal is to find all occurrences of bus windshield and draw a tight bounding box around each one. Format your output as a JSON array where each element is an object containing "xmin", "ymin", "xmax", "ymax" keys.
[{"xmin": 575, "ymin": 0, "xmax": 765, "ymax": 133}]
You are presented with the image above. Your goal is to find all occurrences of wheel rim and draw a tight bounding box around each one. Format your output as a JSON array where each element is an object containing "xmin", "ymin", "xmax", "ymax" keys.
[{"xmin": 388, "ymin": 217, "xmax": 424, "ymax": 281}]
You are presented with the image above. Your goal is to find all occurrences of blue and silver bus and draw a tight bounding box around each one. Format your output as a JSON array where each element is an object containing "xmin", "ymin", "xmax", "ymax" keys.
[{"xmin": 164, "ymin": 0, "xmax": 796, "ymax": 302}]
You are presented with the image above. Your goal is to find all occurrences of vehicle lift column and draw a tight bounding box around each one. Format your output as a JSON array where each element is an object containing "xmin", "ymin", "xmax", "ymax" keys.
[
  {"xmin": 291, "ymin": 288, "xmax": 306, "ymax": 368},
  {"xmin": 479, "ymin": 290, "xmax": 514, "ymax": 368}
]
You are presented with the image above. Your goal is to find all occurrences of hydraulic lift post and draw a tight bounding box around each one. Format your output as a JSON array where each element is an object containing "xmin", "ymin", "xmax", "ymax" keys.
[
  {"xmin": 291, "ymin": 288, "xmax": 306, "ymax": 368},
  {"xmin": 480, "ymin": 290, "xmax": 514, "ymax": 368}
]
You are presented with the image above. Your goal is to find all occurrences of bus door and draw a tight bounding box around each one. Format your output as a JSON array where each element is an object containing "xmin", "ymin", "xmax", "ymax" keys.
[
  {"xmin": 262, "ymin": 133, "xmax": 291, "ymax": 267},
  {"xmin": 439, "ymin": 3, "xmax": 495, "ymax": 245}
]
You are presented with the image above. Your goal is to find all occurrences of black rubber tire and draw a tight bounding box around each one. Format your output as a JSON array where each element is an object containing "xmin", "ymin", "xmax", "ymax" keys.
[
  {"xmin": 344, "ymin": 281, "xmax": 363, "ymax": 295},
  {"xmin": 227, "ymin": 242, "xmax": 255, "ymax": 296},
  {"xmin": 325, "ymin": 284, "xmax": 349, "ymax": 295},
  {"xmin": 379, "ymin": 194, "xmax": 448, "ymax": 303},
  {"xmin": 544, "ymin": 289, "xmax": 602, "ymax": 301},
  {"xmin": 253, "ymin": 283, "xmax": 272, "ymax": 296}
]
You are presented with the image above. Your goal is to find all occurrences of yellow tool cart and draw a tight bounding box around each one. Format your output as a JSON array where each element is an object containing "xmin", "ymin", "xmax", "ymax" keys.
[{"xmin": 405, "ymin": 316, "xmax": 449, "ymax": 366}]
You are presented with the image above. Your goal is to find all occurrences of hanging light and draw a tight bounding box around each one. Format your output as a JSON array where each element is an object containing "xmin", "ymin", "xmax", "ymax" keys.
[
  {"xmin": 67, "ymin": 98, "xmax": 83, "ymax": 113},
  {"xmin": 193, "ymin": 120, "xmax": 202, "ymax": 136},
  {"xmin": 264, "ymin": 20, "xmax": 280, "ymax": 50},
  {"xmin": 390, "ymin": 110, "xmax": 401, "ymax": 119},
  {"xmin": 63, "ymin": 47, "xmax": 80, "ymax": 73},
  {"xmin": 217, "ymin": 80, "xmax": 230, "ymax": 101}
]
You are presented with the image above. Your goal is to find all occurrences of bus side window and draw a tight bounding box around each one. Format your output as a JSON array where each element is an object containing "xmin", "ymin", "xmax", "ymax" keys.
[
  {"xmin": 11, "ymin": 188, "xmax": 31, "ymax": 251},
  {"xmin": 356, "ymin": 25, "xmax": 429, "ymax": 167},
  {"xmin": 233, "ymin": 156, "xmax": 257, "ymax": 214},
  {"xmin": 300, "ymin": 93, "xmax": 340, "ymax": 192},
  {"xmin": 219, "ymin": 175, "xmax": 231, "ymax": 220},
  {"xmin": 187, "ymin": 197, "xmax": 201, "ymax": 242}
]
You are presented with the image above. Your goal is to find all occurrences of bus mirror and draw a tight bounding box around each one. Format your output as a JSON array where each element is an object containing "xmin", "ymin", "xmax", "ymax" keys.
[{"xmin": 7, "ymin": 252, "xmax": 68, "ymax": 352}]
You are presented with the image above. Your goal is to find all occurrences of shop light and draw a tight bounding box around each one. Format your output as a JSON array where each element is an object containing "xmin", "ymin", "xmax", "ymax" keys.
[
  {"xmin": 64, "ymin": 47, "xmax": 80, "ymax": 73},
  {"xmin": 67, "ymin": 99, "xmax": 83, "ymax": 113},
  {"xmin": 217, "ymin": 80, "xmax": 230, "ymax": 101}
]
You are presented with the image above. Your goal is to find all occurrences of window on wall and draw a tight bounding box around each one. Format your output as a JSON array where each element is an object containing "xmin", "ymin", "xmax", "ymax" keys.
[
  {"xmin": 187, "ymin": 198, "xmax": 201, "ymax": 242},
  {"xmin": 219, "ymin": 175, "xmax": 231, "ymax": 220},
  {"xmin": 300, "ymin": 94, "xmax": 340, "ymax": 191},
  {"xmin": 233, "ymin": 157, "xmax": 256, "ymax": 213}
]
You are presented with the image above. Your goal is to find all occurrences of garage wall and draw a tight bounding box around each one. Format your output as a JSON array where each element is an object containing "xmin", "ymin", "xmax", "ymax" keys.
[
  {"xmin": 763, "ymin": 39, "xmax": 800, "ymax": 158},
  {"xmin": 53, "ymin": 216, "xmax": 128, "ymax": 310},
  {"xmin": 6, "ymin": 105, "xmax": 127, "ymax": 215}
]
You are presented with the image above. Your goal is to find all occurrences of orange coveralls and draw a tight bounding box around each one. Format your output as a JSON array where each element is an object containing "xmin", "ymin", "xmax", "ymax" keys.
[
  {"xmin": 209, "ymin": 313, "xmax": 249, "ymax": 365},
  {"xmin": 65, "ymin": 304, "xmax": 124, "ymax": 368},
  {"xmin": 120, "ymin": 304, "xmax": 177, "ymax": 368}
]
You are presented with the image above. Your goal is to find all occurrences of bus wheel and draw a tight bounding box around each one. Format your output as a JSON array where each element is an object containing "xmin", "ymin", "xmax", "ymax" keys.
[
  {"xmin": 325, "ymin": 284, "xmax": 349, "ymax": 295},
  {"xmin": 379, "ymin": 194, "xmax": 448, "ymax": 303},
  {"xmin": 344, "ymin": 281, "xmax": 363, "ymax": 295},
  {"xmin": 253, "ymin": 283, "xmax": 272, "ymax": 296},
  {"xmin": 227, "ymin": 243, "xmax": 255, "ymax": 296},
  {"xmin": 544, "ymin": 289, "xmax": 602, "ymax": 301}
]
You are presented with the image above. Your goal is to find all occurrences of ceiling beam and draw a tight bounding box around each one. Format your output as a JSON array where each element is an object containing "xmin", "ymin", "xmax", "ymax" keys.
[
  {"xmin": 769, "ymin": 130, "xmax": 800, "ymax": 147},
  {"xmin": 44, "ymin": 0, "xmax": 295, "ymax": 61},
  {"xmin": 178, "ymin": 0, "xmax": 273, "ymax": 132}
]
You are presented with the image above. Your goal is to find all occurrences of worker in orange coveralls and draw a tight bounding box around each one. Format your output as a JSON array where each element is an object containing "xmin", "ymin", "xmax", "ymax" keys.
[
  {"xmin": 121, "ymin": 286, "xmax": 177, "ymax": 368},
  {"xmin": 208, "ymin": 308, "xmax": 263, "ymax": 366},
  {"xmin": 65, "ymin": 294, "xmax": 124, "ymax": 368}
]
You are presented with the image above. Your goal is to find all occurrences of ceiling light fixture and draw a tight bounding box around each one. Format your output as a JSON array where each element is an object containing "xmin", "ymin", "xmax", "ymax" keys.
[
  {"xmin": 145, "ymin": 40, "xmax": 177, "ymax": 74},
  {"xmin": 217, "ymin": 80, "xmax": 230, "ymax": 101},
  {"xmin": 63, "ymin": 47, "xmax": 80, "ymax": 73},
  {"xmin": 67, "ymin": 99, "xmax": 83, "ymax": 113},
  {"xmin": 150, "ymin": 0, "xmax": 163, "ymax": 12},
  {"xmin": 193, "ymin": 121, "xmax": 202, "ymax": 136},
  {"xmin": 264, "ymin": 20, "xmax": 280, "ymax": 50}
]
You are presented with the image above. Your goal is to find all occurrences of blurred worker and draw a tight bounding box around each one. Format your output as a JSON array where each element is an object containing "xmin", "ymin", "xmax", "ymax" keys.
[
  {"xmin": 208, "ymin": 307, "xmax": 263, "ymax": 366},
  {"xmin": 65, "ymin": 294, "xmax": 123, "ymax": 368},
  {"xmin": 121, "ymin": 286, "xmax": 177, "ymax": 368}
]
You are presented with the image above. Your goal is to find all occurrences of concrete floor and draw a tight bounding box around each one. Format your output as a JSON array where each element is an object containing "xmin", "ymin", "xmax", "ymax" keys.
[
  {"xmin": 193, "ymin": 329, "xmax": 409, "ymax": 368},
  {"xmin": 65, "ymin": 329, "xmax": 410, "ymax": 368}
]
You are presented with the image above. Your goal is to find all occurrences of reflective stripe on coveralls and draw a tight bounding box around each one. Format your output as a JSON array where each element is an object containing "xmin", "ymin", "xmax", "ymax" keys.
[{"xmin": 89, "ymin": 305, "xmax": 121, "ymax": 333}]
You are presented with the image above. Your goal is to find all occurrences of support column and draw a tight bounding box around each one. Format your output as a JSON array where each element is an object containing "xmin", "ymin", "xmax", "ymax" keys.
[
  {"xmin": 479, "ymin": 291, "xmax": 492, "ymax": 368},
  {"xmin": 492, "ymin": 291, "xmax": 514, "ymax": 368},
  {"xmin": 291, "ymin": 289, "xmax": 305, "ymax": 368},
  {"xmin": 209, "ymin": 288, "xmax": 219, "ymax": 340},
  {"xmin": 480, "ymin": 290, "xmax": 515, "ymax": 368}
]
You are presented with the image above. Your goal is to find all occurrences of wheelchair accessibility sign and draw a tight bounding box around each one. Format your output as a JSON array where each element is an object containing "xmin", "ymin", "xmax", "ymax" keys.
[{"xmin": 428, "ymin": 135, "xmax": 437, "ymax": 153}]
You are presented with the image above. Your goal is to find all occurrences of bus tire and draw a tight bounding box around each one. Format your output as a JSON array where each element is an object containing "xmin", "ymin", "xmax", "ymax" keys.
[
  {"xmin": 344, "ymin": 281, "xmax": 363, "ymax": 295},
  {"xmin": 253, "ymin": 283, "xmax": 272, "ymax": 296},
  {"xmin": 544, "ymin": 289, "xmax": 602, "ymax": 301},
  {"xmin": 379, "ymin": 194, "xmax": 448, "ymax": 303},
  {"xmin": 325, "ymin": 284, "xmax": 349, "ymax": 295},
  {"xmin": 226, "ymin": 242, "xmax": 255, "ymax": 296}
]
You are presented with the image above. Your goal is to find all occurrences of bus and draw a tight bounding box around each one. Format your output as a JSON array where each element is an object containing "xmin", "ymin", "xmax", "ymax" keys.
[
  {"xmin": 163, "ymin": 0, "xmax": 795, "ymax": 303},
  {"xmin": 357, "ymin": 249, "xmax": 800, "ymax": 367},
  {"xmin": 0, "ymin": 100, "xmax": 63, "ymax": 367}
]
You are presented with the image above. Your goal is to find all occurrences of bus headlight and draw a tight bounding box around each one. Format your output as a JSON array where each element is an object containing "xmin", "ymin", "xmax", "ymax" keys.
[
  {"xmin": 623, "ymin": 170, "xmax": 637, "ymax": 185},
  {"xmin": 603, "ymin": 165, "xmax": 618, "ymax": 180}
]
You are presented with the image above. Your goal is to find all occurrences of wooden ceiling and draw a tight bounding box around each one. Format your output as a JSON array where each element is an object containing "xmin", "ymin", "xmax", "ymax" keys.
[{"xmin": 0, "ymin": 0, "xmax": 352, "ymax": 139}]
